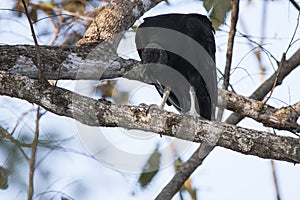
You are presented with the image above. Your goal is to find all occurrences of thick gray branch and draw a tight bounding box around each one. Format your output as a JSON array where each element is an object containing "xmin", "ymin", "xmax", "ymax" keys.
[
  {"xmin": 1, "ymin": 45, "xmax": 300, "ymax": 133},
  {"xmin": 1, "ymin": 45, "xmax": 299, "ymax": 84},
  {"xmin": 0, "ymin": 71, "xmax": 299, "ymax": 163},
  {"xmin": 0, "ymin": 44, "xmax": 139, "ymax": 80}
]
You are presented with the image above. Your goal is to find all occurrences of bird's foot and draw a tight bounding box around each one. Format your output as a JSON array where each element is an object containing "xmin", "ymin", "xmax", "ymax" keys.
[
  {"xmin": 146, "ymin": 104, "xmax": 159, "ymax": 118},
  {"xmin": 146, "ymin": 104, "xmax": 162, "ymax": 137}
]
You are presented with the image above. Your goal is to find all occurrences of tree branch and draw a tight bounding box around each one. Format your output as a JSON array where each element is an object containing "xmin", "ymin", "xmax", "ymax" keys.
[
  {"xmin": 0, "ymin": 70, "xmax": 299, "ymax": 164},
  {"xmin": 290, "ymin": 0, "xmax": 300, "ymax": 12},
  {"xmin": 0, "ymin": 44, "xmax": 139, "ymax": 80},
  {"xmin": 220, "ymin": 89, "xmax": 300, "ymax": 133},
  {"xmin": 0, "ymin": 45, "xmax": 300, "ymax": 132},
  {"xmin": 217, "ymin": 0, "xmax": 240, "ymax": 121},
  {"xmin": 1, "ymin": 45, "xmax": 299, "ymax": 83},
  {"xmin": 223, "ymin": 0, "xmax": 239, "ymax": 90},
  {"xmin": 77, "ymin": 0, "xmax": 165, "ymax": 44},
  {"xmin": 226, "ymin": 48, "xmax": 300, "ymax": 124}
]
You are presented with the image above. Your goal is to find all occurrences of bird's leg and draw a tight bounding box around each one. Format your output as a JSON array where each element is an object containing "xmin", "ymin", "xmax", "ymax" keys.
[
  {"xmin": 158, "ymin": 86, "xmax": 171, "ymax": 109},
  {"xmin": 186, "ymin": 86, "xmax": 215, "ymax": 159},
  {"xmin": 186, "ymin": 86, "xmax": 200, "ymax": 117},
  {"xmin": 147, "ymin": 87, "xmax": 171, "ymax": 137},
  {"xmin": 147, "ymin": 86, "xmax": 171, "ymax": 115}
]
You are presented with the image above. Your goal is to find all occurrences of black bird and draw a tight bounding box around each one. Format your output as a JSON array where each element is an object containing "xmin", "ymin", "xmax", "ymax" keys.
[{"xmin": 135, "ymin": 13, "xmax": 217, "ymax": 121}]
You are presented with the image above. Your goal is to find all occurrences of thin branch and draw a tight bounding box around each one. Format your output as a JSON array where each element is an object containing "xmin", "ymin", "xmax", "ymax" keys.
[
  {"xmin": 287, "ymin": 12, "xmax": 300, "ymax": 52},
  {"xmin": 271, "ymin": 155, "xmax": 281, "ymax": 200},
  {"xmin": 0, "ymin": 126, "xmax": 29, "ymax": 161},
  {"xmin": 29, "ymin": 2, "xmax": 94, "ymax": 22},
  {"xmin": 223, "ymin": 0, "xmax": 240, "ymax": 90},
  {"xmin": 226, "ymin": 48, "xmax": 300, "ymax": 124},
  {"xmin": 21, "ymin": 0, "xmax": 45, "ymax": 81},
  {"xmin": 217, "ymin": 0, "xmax": 240, "ymax": 121},
  {"xmin": 258, "ymin": 4, "xmax": 281, "ymax": 197},
  {"xmin": 290, "ymin": 0, "xmax": 300, "ymax": 12},
  {"xmin": 10, "ymin": 108, "xmax": 35, "ymax": 136},
  {"xmin": 263, "ymin": 12, "xmax": 299, "ymax": 106},
  {"xmin": 21, "ymin": 1, "xmax": 44, "ymax": 199},
  {"xmin": 27, "ymin": 106, "xmax": 41, "ymax": 200}
]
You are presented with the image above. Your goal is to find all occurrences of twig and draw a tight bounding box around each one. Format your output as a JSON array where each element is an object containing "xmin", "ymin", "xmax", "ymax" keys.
[
  {"xmin": 264, "ymin": 12, "xmax": 299, "ymax": 106},
  {"xmin": 257, "ymin": 0, "xmax": 268, "ymax": 83},
  {"xmin": 223, "ymin": 0, "xmax": 240, "ymax": 90},
  {"xmin": 48, "ymin": 17, "xmax": 61, "ymax": 46},
  {"xmin": 287, "ymin": 12, "xmax": 300, "ymax": 52},
  {"xmin": 21, "ymin": 0, "xmax": 45, "ymax": 81},
  {"xmin": 10, "ymin": 108, "xmax": 35, "ymax": 136},
  {"xmin": 290, "ymin": 0, "xmax": 300, "ymax": 12},
  {"xmin": 27, "ymin": 106, "xmax": 41, "ymax": 200},
  {"xmin": 225, "ymin": 48, "xmax": 300, "ymax": 124},
  {"xmin": 0, "ymin": 126, "xmax": 29, "ymax": 161},
  {"xmin": 263, "ymin": 53, "xmax": 286, "ymax": 105},
  {"xmin": 217, "ymin": 0, "xmax": 240, "ymax": 121},
  {"xmin": 29, "ymin": 2, "xmax": 94, "ymax": 21},
  {"xmin": 271, "ymin": 152, "xmax": 281, "ymax": 200},
  {"xmin": 21, "ymin": 1, "xmax": 44, "ymax": 199}
]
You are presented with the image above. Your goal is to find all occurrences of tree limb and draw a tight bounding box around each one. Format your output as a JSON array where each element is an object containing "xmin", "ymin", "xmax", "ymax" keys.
[
  {"xmin": 0, "ymin": 44, "xmax": 139, "ymax": 80},
  {"xmin": 0, "ymin": 45, "xmax": 300, "ymax": 132},
  {"xmin": 77, "ymin": 0, "xmax": 165, "ymax": 44},
  {"xmin": 220, "ymin": 89, "xmax": 300, "ymax": 133},
  {"xmin": 226, "ymin": 48, "xmax": 300, "ymax": 124},
  {"xmin": 217, "ymin": 0, "xmax": 240, "ymax": 121},
  {"xmin": 0, "ymin": 70, "xmax": 299, "ymax": 164},
  {"xmin": 1, "ymin": 45, "xmax": 299, "ymax": 84}
]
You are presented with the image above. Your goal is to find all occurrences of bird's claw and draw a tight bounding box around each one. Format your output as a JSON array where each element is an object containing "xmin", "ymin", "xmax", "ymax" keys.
[
  {"xmin": 146, "ymin": 104, "xmax": 160, "ymax": 118},
  {"xmin": 146, "ymin": 104, "xmax": 163, "ymax": 137}
]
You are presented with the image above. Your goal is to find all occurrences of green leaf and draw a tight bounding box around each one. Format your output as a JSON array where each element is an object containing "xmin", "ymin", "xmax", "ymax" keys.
[
  {"xmin": 0, "ymin": 166, "xmax": 9, "ymax": 190},
  {"xmin": 138, "ymin": 146, "xmax": 161, "ymax": 188},
  {"xmin": 202, "ymin": 0, "xmax": 232, "ymax": 29}
]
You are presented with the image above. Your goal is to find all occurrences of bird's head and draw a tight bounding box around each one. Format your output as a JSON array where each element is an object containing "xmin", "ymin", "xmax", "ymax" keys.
[{"xmin": 141, "ymin": 43, "xmax": 168, "ymax": 65}]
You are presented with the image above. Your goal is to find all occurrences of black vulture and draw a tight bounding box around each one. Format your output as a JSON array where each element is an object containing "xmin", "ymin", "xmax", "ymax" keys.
[{"xmin": 135, "ymin": 13, "xmax": 217, "ymax": 121}]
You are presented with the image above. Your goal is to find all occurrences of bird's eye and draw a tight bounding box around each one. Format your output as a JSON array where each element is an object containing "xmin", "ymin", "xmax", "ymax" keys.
[
  {"xmin": 150, "ymin": 51, "xmax": 160, "ymax": 61},
  {"xmin": 142, "ymin": 48, "xmax": 161, "ymax": 63}
]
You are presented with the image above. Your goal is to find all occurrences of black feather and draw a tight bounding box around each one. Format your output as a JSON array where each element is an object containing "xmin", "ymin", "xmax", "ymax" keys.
[{"xmin": 135, "ymin": 13, "xmax": 217, "ymax": 120}]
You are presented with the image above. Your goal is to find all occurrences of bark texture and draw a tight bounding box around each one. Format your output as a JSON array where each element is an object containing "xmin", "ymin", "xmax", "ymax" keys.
[
  {"xmin": 0, "ymin": 44, "xmax": 139, "ymax": 80},
  {"xmin": 77, "ymin": 0, "xmax": 165, "ymax": 44},
  {"xmin": 0, "ymin": 45, "xmax": 299, "ymax": 133},
  {"xmin": 0, "ymin": 71, "xmax": 299, "ymax": 163}
]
